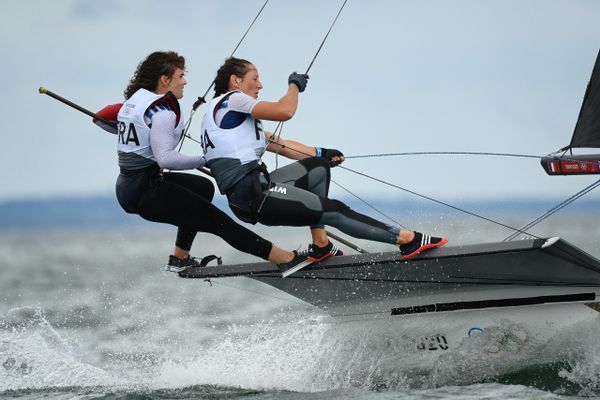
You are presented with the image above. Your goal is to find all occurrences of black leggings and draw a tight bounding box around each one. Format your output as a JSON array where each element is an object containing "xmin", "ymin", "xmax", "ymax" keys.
[
  {"xmin": 116, "ymin": 166, "xmax": 273, "ymax": 260},
  {"xmin": 227, "ymin": 158, "xmax": 400, "ymax": 244}
]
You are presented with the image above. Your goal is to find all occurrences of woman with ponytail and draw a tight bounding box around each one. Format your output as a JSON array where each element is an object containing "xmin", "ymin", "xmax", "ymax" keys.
[{"xmin": 201, "ymin": 57, "xmax": 448, "ymax": 262}]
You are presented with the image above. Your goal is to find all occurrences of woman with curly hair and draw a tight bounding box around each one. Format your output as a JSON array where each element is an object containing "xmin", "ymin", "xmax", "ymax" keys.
[{"xmin": 96, "ymin": 51, "xmax": 304, "ymax": 271}]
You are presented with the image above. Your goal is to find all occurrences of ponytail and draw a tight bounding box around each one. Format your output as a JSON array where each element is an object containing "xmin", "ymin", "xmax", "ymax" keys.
[{"xmin": 213, "ymin": 57, "xmax": 252, "ymax": 96}]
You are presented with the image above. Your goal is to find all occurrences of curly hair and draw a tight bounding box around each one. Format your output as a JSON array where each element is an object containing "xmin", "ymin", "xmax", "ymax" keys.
[
  {"xmin": 124, "ymin": 51, "xmax": 185, "ymax": 99},
  {"xmin": 213, "ymin": 57, "xmax": 253, "ymax": 97}
]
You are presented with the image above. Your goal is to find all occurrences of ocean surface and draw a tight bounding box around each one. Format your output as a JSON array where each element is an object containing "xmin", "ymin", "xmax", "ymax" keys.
[{"xmin": 1, "ymin": 213, "xmax": 600, "ymax": 399}]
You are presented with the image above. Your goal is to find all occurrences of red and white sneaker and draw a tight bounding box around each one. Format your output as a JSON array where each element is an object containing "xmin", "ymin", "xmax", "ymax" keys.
[
  {"xmin": 307, "ymin": 241, "xmax": 344, "ymax": 262},
  {"xmin": 399, "ymin": 231, "xmax": 448, "ymax": 260}
]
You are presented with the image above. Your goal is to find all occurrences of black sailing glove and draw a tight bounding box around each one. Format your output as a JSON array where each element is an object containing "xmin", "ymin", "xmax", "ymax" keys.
[
  {"xmin": 316, "ymin": 147, "xmax": 345, "ymax": 167},
  {"xmin": 288, "ymin": 73, "xmax": 309, "ymax": 92}
]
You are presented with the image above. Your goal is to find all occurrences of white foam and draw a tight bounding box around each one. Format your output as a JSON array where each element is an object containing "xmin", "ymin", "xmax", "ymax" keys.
[{"xmin": 0, "ymin": 307, "xmax": 116, "ymax": 391}]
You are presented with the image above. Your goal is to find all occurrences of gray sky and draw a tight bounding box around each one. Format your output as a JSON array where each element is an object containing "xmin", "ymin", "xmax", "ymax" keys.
[{"xmin": 2, "ymin": 0, "xmax": 600, "ymax": 204}]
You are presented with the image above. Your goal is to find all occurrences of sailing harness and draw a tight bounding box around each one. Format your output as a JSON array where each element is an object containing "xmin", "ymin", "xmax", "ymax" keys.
[{"xmin": 225, "ymin": 162, "xmax": 271, "ymax": 224}]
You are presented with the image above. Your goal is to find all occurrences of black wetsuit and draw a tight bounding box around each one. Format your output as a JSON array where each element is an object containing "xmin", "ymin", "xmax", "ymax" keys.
[
  {"xmin": 116, "ymin": 164, "xmax": 273, "ymax": 260},
  {"xmin": 226, "ymin": 157, "xmax": 400, "ymax": 244}
]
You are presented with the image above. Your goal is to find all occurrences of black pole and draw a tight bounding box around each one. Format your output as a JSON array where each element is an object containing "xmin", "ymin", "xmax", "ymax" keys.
[{"xmin": 38, "ymin": 86, "xmax": 118, "ymax": 129}]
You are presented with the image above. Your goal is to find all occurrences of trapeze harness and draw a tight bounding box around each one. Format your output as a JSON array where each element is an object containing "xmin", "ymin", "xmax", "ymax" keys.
[{"xmin": 201, "ymin": 91, "xmax": 401, "ymax": 244}]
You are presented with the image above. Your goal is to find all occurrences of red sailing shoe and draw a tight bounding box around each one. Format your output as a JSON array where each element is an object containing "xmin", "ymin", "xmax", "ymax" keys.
[{"xmin": 399, "ymin": 231, "xmax": 448, "ymax": 260}]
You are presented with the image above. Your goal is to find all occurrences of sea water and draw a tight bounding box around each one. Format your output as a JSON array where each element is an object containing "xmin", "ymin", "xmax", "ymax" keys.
[{"xmin": 1, "ymin": 217, "xmax": 600, "ymax": 399}]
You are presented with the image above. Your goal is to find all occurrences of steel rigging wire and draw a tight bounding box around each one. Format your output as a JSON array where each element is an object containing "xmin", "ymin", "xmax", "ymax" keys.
[
  {"xmin": 176, "ymin": 0, "xmax": 350, "ymax": 150},
  {"xmin": 336, "ymin": 164, "xmax": 544, "ymax": 240},
  {"xmin": 178, "ymin": 0, "xmax": 270, "ymax": 151},
  {"xmin": 257, "ymin": 0, "xmax": 348, "ymax": 214},
  {"xmin": 503, "ymin": 177, "xmax": 600, "ymax": 241},
  {"xmin": 264, "ymin": 140, "xmax": 550, "ymax": 239},
  {"xmin": 270, "ymin": 142, "xmax": 600, "ymax": 240},
  {"xmin": 341, "ymin": 151, "xmax": 600, "ymax": 240},
  {"xmin": 346, "ymin": 150, "xmax": 600, "ymax": 167},
  {"xmin": 270, "ymin": 0, "xmax": 349, "ymax": 151}
]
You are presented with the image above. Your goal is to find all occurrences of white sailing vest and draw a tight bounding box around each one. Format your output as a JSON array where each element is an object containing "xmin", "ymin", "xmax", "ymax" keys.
[
  {"xmin": 117, "ymin": 88, "xmax": 184, "ymax": 166},
  {"xmin": 200, "ymin": 91, "xmax": 267, "ymax": 165}
]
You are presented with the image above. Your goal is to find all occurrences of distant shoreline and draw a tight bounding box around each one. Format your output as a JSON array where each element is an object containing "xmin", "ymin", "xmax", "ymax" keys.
[{"xmin": 1, "ymin": 194, "xmax": 598, "ymax": 232}]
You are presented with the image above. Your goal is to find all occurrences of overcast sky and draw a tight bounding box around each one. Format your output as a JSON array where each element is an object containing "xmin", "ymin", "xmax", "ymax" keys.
[{"xmin": 2, "ymin": 0, "xmax": 600, "ymax": 205}]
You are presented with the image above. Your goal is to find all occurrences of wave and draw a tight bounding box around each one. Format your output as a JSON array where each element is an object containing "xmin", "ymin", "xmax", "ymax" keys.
[{"xmin": 2, "ymin": 307, "xmax": 599, "ymax": 397}]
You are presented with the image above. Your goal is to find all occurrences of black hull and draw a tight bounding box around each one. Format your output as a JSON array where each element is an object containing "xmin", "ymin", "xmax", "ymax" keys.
[{"xmin": 179, "ymin": 237, "xmax": 600, "ymax": 316}]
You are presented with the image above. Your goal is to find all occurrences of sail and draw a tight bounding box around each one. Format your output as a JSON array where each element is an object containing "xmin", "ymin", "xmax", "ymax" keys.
[
  {"xmin": 569, "ymin": 49, "xmax": 600, "ymax": 149},
  {"xmin": 542, "ymin": 50, "xmax": 600, "ymax": 175}
]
